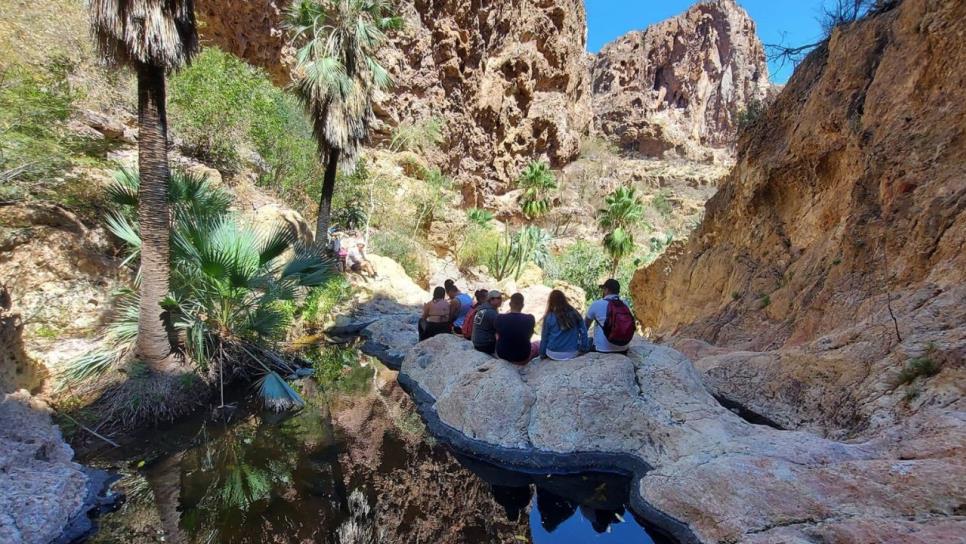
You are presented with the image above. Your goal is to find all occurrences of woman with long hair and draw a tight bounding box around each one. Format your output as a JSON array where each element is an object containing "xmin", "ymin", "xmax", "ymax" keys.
[
  {"xmin": 420, "ymin": 286, "xmax": 453, "ymax": 340},
  {"xmin": 539, "ymin": 290, "xmax": 589, "ymax": 361}
]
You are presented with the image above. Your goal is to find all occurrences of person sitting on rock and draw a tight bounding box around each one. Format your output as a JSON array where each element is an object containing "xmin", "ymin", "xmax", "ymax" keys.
[
  {"xmin": 471, "ymin": 290, "xmax": 503, "ymax": 355},
  {"xmin": 495, "ymin": 293, "xmax": 537, "ymax": 364},
  {"xmin": 447, "ymin": 284, "xmax": 474, "ymax": 335},
  {"xmin": 420, "ymin": 286, "xmax": 452, "ymax": 340},
  {"xmin": 585, "ymin": 278, "xmax": 634, "ymax": 353},
  {"xmin": 462, "ymin": 289, "xmax": 489, "ymax": 341},
  {"xmin": 346, "ymin": 241, "xmax": 377, "ymax": 279},
  {"xmin": 539, "ymin": 289, "xmax": 589, "ymax": 361}
]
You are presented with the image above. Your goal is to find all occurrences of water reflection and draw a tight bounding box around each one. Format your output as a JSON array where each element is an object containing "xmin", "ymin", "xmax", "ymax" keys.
[
  {"xmin": 456, "ymin": 455, "xmax": 660, "ymax": 543},
  {"xmin": 91, "ymin": 370, "xmax": 671, "ymax": 544}
]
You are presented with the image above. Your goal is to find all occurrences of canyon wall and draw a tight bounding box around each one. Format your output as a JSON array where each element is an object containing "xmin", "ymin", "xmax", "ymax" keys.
[
  {"xmin": 196, "ymin": 0, "xmax": 592, "ymax": 201},
  {"xmin": 631, "ymin": 0, "xmax": 965, "ymax": 437},
  {"xmin": 590, "ymin": 0, "xmax": 769, "ymax": 161}
]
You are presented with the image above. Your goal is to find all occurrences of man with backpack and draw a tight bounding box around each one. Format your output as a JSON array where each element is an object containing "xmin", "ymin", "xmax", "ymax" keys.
[{"xmin": 585, "ymin": 279, "xmax": 635, "ymax": 353}]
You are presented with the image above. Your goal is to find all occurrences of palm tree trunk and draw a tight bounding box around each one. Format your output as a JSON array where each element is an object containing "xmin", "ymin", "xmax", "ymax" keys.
[
  {"xmin": 316, "ymin": 148, "xmax": 340, "ymax": 245},
  {"xmin": 611, "ymin": 256, "xmax": 621, "ymax": 278},
  {"xmin": 135, "ymin": 62, "xmax": 174, "ymax": 369}
]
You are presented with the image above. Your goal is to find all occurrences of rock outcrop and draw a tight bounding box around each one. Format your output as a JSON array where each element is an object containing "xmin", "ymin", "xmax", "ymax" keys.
[
  {"xmin": 590, "ymin": 0, "xmax": 769, "ymax": 161},
  {"xmin": 196, "ymin": 0, "xmax": 592, "ymax": 201},
  {"xmin": 399, "ymin": 335, "xmax": 965, "ymax": 543},
  {"xmin": 0, "ymin": 391, "xmax": 110, "ymax": 544},
  {"xmin": 631, "ymin": 0, "xmax": 965, "ymax": 440}
]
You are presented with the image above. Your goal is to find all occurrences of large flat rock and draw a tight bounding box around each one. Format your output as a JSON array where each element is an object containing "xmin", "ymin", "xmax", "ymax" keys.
[{"xmin": 399, "ymin": 335, "xmax": 965, "ymax": 543}]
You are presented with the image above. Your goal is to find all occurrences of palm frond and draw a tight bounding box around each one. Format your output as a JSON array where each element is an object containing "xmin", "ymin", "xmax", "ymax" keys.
[
  {"xmin": 257, "ymin": 225, "xmax": 295, "ymax": 267},
  {"xmin": 105, "ymin": 211, "xmax": 142, "ymax": 265},
  {"xmin": 106, "ymin": 168, "xmax": 140, "ymax": 208},
  {"xmin": 257, "ymin": 372, "xmax": 305, "ymax": 412}
]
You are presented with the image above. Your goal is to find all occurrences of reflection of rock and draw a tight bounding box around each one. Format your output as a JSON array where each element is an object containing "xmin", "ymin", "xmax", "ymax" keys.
[
  {"xmin": 0, "ymin": 391, "xmax": 93, "ymax": 544},
  {"xmin": 400, "ymin": 335, "xmax": 966, "ymax": 543},
  {"xmin": 330, "ymin": 383, "xmax": 531, "ymax": 544}
]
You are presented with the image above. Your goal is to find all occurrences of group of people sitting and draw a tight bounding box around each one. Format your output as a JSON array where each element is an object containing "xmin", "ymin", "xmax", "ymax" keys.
[{"xmin": 419, "ymin": 278, "xmax": 636, "ymax": 364}]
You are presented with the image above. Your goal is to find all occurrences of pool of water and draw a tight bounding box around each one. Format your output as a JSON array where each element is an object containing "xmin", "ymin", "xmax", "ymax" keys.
[{"xmin": 83, "ymin": 366, "xmax": 672, "ymax": 544}]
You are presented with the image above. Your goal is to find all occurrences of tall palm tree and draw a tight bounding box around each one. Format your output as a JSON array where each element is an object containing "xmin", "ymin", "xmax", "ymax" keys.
[
  {"xmin": 89, "ymin": 1, "xmax": 199, "ymax": 369},
  {"xmin": 285, "ymin": 0, "xmax": 401, "ymax": 242},
  {"xmin": 598, "ymin": 186, "xmax": 645, "ymax": 275}
]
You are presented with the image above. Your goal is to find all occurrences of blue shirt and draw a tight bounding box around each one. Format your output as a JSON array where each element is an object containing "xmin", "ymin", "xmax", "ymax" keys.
[
  {"xmin": 539, "ymin": 310, "xmax": 589, "ymax": 359},
  {"xmin": 452, "ymin": 293, "xmax": 473, "ymax": 328}
]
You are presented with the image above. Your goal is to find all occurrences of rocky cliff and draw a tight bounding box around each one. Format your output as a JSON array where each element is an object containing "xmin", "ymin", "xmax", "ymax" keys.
[
  {"xmin": 196, "ymin": 0, "xmax": 592, "ymax": 201},
  {"xmin": 590, "ymin": 0, "xmax": 769, "ymax": 161},
  {"xmin": 632, "ymin": 0, "xmax": 965, "ymax": 438}
]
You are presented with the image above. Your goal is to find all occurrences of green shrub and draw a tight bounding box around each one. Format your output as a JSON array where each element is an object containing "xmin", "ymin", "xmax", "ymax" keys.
[
  {"xmin": 168, "ymin": 48, "xmax": 320, "ymax": 201},
  {"xmin": 457, "ymin": 225, "xmax": 501, "ymax": 269},
  {"xmin": 413, "ymin": 167, "xmax": 453, "ymax": 234},
  {"xmin": 301, "ymin": 276, "xmax": 354, "ymax": 330},
  {"xmin": 0, "ymin": 58, "xmax": 88, "ymax": 201},
  {"xmin": 894, "ymin": 356, "xmax": 940, "ymax": 387},
  {"xmin": 652, "ymin": 190, "xmax": 673, "ymax": 219},
  {"xmin": 390, "ymin": 116, "xmax": 444, "ymax": 153},
  {"xmin": 550, "ymin": 241, "xmax": 610, "ymax": 305},
  {"xmin": 467, "ymin": 208, "xmax": 494, "ymax": 227},
  {"xmin": 737, "ymin": 98, "xmax": 766, "ymax": 131},
  {"xmin": 487, "ymin": 227, "xmax": 553, "ymax": 282},
  {"xmin": 370, "ymin": 230, "xmax": 429, "ymax": 283}
]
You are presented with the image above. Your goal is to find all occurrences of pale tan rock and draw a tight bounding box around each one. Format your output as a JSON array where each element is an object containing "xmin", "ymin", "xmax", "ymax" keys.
[
  {"xmin": 591, "ymin": 0, "xmax": 769, "ymax": 160},
  {"xmin": 631, "ymin": 0, "xmax": 966, "ymax": 440},
  {"xmin": 400, "ymin": 335, "xmax": 966, "ymax": 543}
]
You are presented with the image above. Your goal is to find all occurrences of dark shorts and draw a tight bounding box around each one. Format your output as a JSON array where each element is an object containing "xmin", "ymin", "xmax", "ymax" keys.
[
  {"xmin": 350, "ymin": 263, "xmax": 362, "ymax": 272},
  {"xmin": 420, "ymin": 320, "xmax": 451, "ymax": 341}
]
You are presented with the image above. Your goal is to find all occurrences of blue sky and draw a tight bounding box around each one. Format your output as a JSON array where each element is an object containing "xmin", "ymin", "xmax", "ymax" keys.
[{"xmin": 586, "ymin": 0, "xmax": 832, "ymax": 83}]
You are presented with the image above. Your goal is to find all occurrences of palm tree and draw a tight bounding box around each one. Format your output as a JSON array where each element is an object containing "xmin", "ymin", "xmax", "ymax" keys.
[
  {"xmin": 285, "ymin": 0, "xmax": 401, "ymax": 243},
  {"xmin": 517, "ymin": 161, "xmax": 558, "ymax": 220},
  {"xmin": 598, "ymin": 186, "xmax": 645, "ymax": 275},
  {"xmin": 89, "ymin": 1, "xmax": 199, "ymax": 370}
]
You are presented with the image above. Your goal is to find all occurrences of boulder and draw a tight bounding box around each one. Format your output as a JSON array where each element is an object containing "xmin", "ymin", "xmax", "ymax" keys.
[
  {"xmin": 399, "ymin": 335, "xmax": 965, "ymax": 543},
  {"xmin": 0, "ymin": 392, "xmax": 94, "ymax": 544}
]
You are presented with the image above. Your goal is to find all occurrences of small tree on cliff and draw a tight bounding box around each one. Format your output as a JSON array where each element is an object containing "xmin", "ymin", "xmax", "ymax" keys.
[
  {"xmin": 89, "ymin": 0, "xmax": 198, "ymax": 372},
  {"xmin": 598, "ymin": 186, "xmax": 645, "ymax": 276},
  {"xmin": 285, "ymin": 0, "xmax": 401, "ymax": 243}
]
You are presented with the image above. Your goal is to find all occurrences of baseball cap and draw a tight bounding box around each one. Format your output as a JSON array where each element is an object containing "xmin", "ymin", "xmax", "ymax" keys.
[
  {"xmin": 487, "ymin": 290, "xmax": 503, "ymax": 300},
  {"xmin": 599, "ymin": 278, "xmax": 621, "ymax": 294}
]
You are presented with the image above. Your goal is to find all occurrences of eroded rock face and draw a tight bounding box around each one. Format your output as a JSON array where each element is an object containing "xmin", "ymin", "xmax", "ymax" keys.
[
  {"xmin": 196, "ymin": 0, "xmax": 592, "ymax": 201},
  {"xmin": 590, "ymin": 0, "xmax": 769, "ymax": 160},
  {"xmin": 630, "ymin": 0, "xmax": 966, "ymax": 439},
  {"xmin": 399, "ymin": 335, "xmax": 966, "ymax": 543},
  {"xmin": 0, "ymin": 391, "xmax": 91, "ymax": 544}
]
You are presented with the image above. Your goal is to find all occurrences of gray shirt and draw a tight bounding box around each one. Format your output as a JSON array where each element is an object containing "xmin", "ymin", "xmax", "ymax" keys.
[{"xmin": 471, "ymin": 302, "xmax": 498, "ymax": 349}]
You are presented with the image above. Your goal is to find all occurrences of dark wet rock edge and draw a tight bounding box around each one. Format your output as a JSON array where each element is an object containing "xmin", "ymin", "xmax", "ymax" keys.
[
  {"xmin": 53, "ymin": 468, "xmax": 122, "ymax": 544},
  {"xmin": 713, "ymin": 394, "xmax": 785, "ymax": 430},
  {"xmin": 396, "ymin": 370, "xmax": 702, "ymax": 544}
]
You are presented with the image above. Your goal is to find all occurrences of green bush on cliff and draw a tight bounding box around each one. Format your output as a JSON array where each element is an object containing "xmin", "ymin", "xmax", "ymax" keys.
[
  {"xmin": 550, "ymin": 241, "xmax": 611, "ymax": 304},
  {"xmin": 168, "ymin": 48, "xmax": 320, "ymax": 204}
]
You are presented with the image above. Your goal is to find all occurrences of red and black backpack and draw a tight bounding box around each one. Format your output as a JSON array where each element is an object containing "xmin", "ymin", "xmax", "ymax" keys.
[{"xmin": 602, "ymin": 299, "xmax": 635, "ymax": 346}]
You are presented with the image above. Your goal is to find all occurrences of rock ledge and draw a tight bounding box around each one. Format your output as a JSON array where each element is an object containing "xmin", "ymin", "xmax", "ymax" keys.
[{"xmin": 399, "ymin": 335, "xmax": 965, "ymax": 543}]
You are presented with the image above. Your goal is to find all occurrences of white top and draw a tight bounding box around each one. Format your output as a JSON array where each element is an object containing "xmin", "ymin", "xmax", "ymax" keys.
[
  {"xmin": 546, "ymin": 349, "xmax": 579, "ymax": 361},
  {"xmin": 346, "ymin": 246, "xmax": 365, "ymax": 267},
  {"xmin": 585, "ymin": 295, "xmax": 629, "ymax": 353}
]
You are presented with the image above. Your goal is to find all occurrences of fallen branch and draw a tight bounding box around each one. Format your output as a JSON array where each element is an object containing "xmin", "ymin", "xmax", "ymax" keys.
[{"xmin": 58, "ymin": 411, "xmax": 120, "ymax": 448}]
